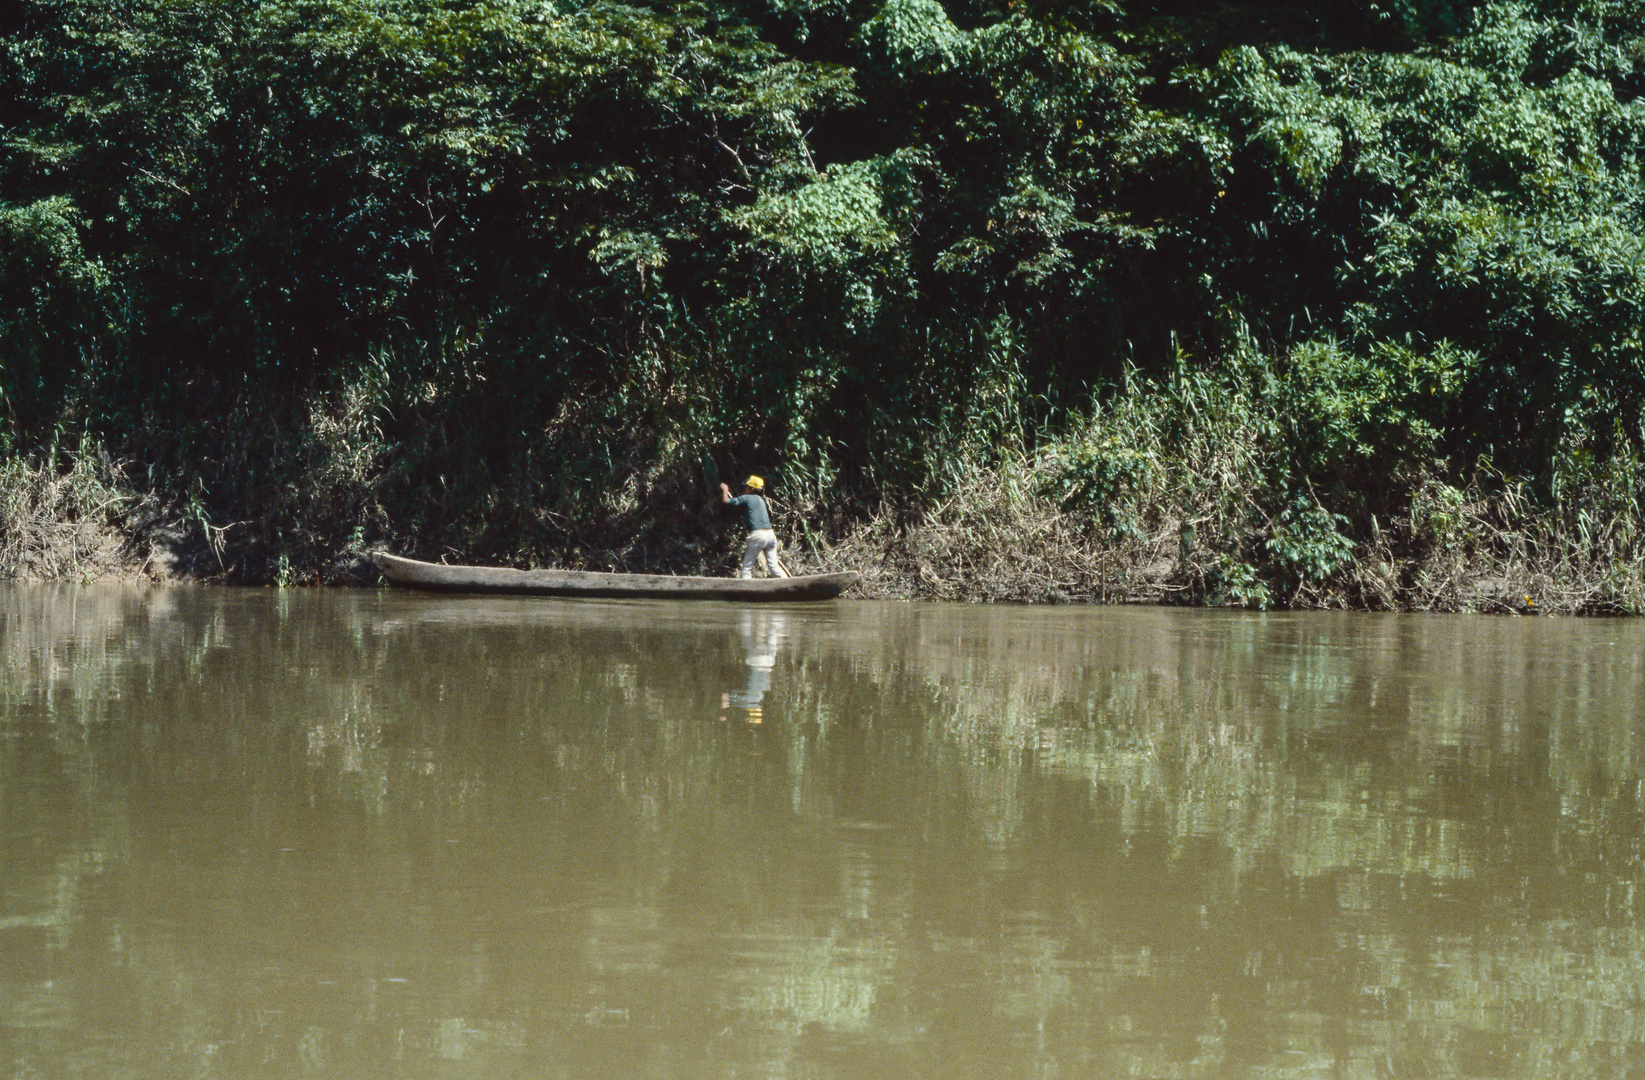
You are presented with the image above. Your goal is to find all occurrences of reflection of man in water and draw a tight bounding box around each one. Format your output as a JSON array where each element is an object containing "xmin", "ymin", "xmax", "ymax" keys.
[{"xmin": 721, "ymin": 610, "xmax": 786, "ymax": 724}]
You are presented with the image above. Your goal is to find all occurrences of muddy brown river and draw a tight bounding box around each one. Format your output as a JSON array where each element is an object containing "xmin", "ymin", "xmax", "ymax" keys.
[{"xmin": 3, "ymin": 583, "xmax": 1644, "ymax": 1078}]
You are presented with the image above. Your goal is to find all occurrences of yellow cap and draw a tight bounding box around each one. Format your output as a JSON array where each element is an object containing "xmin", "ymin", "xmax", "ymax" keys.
[{"xmin": 745, "ymin": 475, "xmax": 764, "ymax": 490}]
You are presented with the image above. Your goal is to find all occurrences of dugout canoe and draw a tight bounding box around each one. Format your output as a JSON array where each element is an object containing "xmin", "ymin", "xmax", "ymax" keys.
[{"xmin": 368, "ymin": 552, "xmax": 860, "ymax": 601}]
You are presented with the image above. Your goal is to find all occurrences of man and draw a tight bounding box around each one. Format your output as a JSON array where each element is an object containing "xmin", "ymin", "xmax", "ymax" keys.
[{"xmin": 719, "ymin": 475, "xmax": 789, "ymax": 579}]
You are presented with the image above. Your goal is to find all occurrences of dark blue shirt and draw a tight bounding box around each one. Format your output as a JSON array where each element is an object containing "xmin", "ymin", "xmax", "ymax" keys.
[{"xmin": 727, "ymin": 493, "xmax": 773, "ymax": 532}]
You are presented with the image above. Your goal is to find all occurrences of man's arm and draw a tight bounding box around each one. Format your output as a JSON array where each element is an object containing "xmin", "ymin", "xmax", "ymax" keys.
[{"xmin": 719, "ymin": 482, "xmax": 732, "ymax": 505}]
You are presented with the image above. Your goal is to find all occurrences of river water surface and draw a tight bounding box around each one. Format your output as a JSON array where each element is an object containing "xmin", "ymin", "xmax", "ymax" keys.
[{"xmin": 4, "ymin": 584, "xmax": 1645, "ymax": 1079}]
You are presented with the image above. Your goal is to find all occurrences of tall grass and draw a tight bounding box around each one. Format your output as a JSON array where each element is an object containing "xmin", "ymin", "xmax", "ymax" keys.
[
  {"xmin": 823, "ymin": 354, "xmax": 1645, "ymax": 614},
  {"xmin": 8, "ymin": 338, "xmax": 1643, "ymax": 613},
  {"xmin": 0, "ymin": 438, "xmax": 137, "ymax": 580}
]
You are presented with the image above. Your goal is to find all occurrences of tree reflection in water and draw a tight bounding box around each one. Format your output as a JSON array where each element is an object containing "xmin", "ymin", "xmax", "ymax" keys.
[{"xmin": 3, "ymin": 585, "xmax": 1645, "ymax": 1078}]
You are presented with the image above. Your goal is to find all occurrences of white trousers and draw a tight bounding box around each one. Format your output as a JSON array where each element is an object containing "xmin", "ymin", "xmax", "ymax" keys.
[{"xmin": 739, "ymin": 529, "xmax": 788, "ymax": 578}]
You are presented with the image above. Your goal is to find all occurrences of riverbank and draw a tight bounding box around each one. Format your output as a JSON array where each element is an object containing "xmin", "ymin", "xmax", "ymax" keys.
[{"xmin": 7, "ymin": 441, "xmax": 1640, "ymax": 615}]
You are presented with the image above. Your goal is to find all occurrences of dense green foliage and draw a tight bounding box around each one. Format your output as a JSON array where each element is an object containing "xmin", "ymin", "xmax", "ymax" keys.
[{"xmin": 2, "ymin": 0, "xmax": 1643, "ymax": 601}]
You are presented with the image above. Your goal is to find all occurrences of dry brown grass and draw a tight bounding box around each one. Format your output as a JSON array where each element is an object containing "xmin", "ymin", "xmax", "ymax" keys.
[
  {"xmin": 7, "ymin": 399, "xmax": 1642, "ymax": 615},
  {"xmin": 1375, "ymin": 471, "xmax": 1645, "ymax": 616},
  {"xmin": 810, "ymin": 456, "xmax": 1183, "ymax": 604},
  {"xmin": 1, "ymin": 443, "xmax": 139, "ymax": 581},
  {"xmin": 796, "ymin": 446, "xmax": 1645, "ymax": 615}
]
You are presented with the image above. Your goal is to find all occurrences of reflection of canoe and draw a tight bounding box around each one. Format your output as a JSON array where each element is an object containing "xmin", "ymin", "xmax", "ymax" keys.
[{"xmin": 369, "ymin": 552, "xmax": 859, "ymax": 601}]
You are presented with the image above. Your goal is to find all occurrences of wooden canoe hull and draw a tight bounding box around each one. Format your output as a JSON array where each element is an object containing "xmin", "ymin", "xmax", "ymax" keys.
[{"xmin": 369, "ymin": 552, "xmax": 859, "ymax": 601}]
